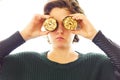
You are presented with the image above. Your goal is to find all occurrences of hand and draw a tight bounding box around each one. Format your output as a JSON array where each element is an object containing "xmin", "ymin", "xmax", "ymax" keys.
[
  {"xmin": 20, "ymin": 14, "xmax": 50, "ymax": 41},
  {"xmin": 70, "ymin": 13, "xmax": 97, "ymax": 40}
]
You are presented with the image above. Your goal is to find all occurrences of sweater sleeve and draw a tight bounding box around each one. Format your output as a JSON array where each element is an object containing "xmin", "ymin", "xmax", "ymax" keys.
[
  {"xmin": 0, "ymin": 31, "xmax": 25, "ymax": 61},
  {"xmin": 92, "ymin": 31, "xmax": 120, "ymax": 79},
  {"xmin": 97, "ymin": 58, "xmax": 116, "ymax": 80}
]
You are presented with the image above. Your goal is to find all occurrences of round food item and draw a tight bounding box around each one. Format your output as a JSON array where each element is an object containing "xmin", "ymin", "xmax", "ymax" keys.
[
  {"xmin": 63, "ymin": 16, "xmax": 77, "ymax": 30},
  {"xmin": 43, "ymin": 18, "xmax": 57, "ymax": 31}
]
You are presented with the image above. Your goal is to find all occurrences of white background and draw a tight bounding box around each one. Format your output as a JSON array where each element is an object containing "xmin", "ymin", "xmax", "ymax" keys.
[{"xmin": 0, "ymin": 0, "xmax": 120, "ymax": 54}]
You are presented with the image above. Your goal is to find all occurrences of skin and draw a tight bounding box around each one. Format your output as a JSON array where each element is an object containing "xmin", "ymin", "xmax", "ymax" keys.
[
  {"xmin": 48, "ymin": 8, "xmax": 75, "ymax": 49},
  {"xmin": 20, "ymin": 7, "xmax": 97, "ymax": 64}
]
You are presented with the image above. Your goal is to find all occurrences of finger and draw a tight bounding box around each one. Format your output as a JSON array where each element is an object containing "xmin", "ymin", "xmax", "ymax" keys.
[
  {"xmin": 34, "ymin": 14, "xmax": 50, "ymax": 21},
  {"xmin": 40, "ymin": 15, "xmax": 51, "ymax": 20},
  {"xmin": 69, "ymin": 13, "xmax": 84, "ymax": 20},
  {"xmin": 40, "ymin": 31, "xmax": 50, "ymax": 36},
  {"xmin": 70, "ymin": 30, "xmax": 80, "ymax": 35}
]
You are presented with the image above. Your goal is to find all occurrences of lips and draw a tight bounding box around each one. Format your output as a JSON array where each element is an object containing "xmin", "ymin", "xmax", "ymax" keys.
[{"xmin": 56, "ymin": 37, "xmax": 64, "ymax": 40}]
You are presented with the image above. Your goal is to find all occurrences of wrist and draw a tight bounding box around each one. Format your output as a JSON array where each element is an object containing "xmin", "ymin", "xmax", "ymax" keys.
[
  {"xmin": 89, "ymin": 30, "xmax": 98, "ymax": 40},
  {"xmin": 20, "ymin": 30, "xmax": 31, "ymax": 41},
  {"xmin": 92, "ymin": 30, "xmax": 102, "ymax": 41}
]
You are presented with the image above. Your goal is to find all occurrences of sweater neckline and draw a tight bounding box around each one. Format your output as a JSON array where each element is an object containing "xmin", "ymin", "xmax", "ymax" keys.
[{"xmin": 40, "ymin": 51, "xmax": 84, "ymax": 69}]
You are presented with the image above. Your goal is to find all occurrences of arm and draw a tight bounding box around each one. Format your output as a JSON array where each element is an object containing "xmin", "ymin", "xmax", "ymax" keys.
[
  {"xmin": 70, "ymin": 13, "xmax": 120, "ymax": 79},
  {"xmin": 0, "ymin": 31, "xmax": 25, "ymax": 68},
  {"xmin": 0, "ymin": 14, "xmax": 50, "ymax": 66},
  {"xmin": 92, "ymin": 31, "xmax": 120, "ymax": 79},
  {"xmin": 0, "ymin": 14, "xmax": 50, "ymax": 57},
  {"xmin": 0, "ymin": 31, "xmax": 25, "ymax": 57}
]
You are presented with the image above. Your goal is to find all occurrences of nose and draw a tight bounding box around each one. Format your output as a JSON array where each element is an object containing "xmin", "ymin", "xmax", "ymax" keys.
[{"xmin": 56, "ymin": 23, "xmax": 64, "ymax": 34}]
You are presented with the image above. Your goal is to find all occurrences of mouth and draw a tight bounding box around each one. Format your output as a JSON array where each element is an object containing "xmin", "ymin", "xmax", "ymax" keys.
[{"xmin": 56, "ymin": 37, "xmax": 64, "ymax": 40}]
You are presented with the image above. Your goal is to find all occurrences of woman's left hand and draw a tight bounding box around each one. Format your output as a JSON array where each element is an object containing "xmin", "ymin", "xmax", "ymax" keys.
[{"xmin": 70, "ymin": 13, "xmax": 97, "ymax": 40}]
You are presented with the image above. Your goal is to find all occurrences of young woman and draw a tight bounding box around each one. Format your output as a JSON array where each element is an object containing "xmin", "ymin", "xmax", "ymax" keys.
[{"xmin": 0, "ymin": 0, "xmax": 120, "ymax": 80}]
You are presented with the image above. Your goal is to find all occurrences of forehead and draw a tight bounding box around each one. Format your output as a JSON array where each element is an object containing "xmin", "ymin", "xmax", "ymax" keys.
[{"xmin": 49, "ymin": 8, "xmax": 71, "ymax": 22}]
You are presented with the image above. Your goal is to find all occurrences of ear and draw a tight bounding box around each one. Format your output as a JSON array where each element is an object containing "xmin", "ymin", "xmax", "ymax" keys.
[{"xmin": 73, "ymin": 35, "xmax": 79, "ymax": 42}]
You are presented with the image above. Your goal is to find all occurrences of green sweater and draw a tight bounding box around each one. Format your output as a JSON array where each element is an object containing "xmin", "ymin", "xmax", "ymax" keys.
[{"xmin": 0, "ymin": 51, "xmax": 115, "ymax": 80}]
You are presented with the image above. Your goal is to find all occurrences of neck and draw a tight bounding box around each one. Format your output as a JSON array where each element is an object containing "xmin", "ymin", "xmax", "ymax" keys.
[
  {"xmin": 49, "ymin": 46, "xmax": 75, "ymax": 57},
  {"xmin": 47, "ymin": 46, "xmax": 79, "ymax": 64}
]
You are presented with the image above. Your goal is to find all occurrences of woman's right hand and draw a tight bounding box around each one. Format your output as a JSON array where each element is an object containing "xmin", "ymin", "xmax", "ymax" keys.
[{"xmin": 20, "ymin": 14, "xmax": 50, "ymax": 41}]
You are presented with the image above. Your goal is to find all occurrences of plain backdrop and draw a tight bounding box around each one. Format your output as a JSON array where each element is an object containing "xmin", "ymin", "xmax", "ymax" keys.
[{"xmin": 0, "ymin": 0, "xmax": 120, "ymax": 54}]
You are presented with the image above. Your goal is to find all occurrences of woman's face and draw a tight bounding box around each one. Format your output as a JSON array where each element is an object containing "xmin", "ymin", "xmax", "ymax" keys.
[{"xmin": 47, "ymin": 7, "xmax": 75, "ymax": 48}]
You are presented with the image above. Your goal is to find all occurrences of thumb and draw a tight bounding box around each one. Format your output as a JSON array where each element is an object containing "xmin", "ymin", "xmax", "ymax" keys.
[
  {"xmin": 70, "ymin": 30, "xmax": 81, "ymax": 35},
  {"xmin": 39, "ymin": 31, "xmax": 50, "ymax": 36}
]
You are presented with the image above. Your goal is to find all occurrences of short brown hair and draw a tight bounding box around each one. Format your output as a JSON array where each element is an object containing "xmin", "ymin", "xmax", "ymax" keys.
[{"xmin": 44, "ymin": 0, "xmax": 85, "ymax": 42}]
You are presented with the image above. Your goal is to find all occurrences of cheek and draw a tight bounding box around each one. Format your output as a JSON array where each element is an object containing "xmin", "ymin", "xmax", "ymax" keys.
[
  {"xmin": 67, "ymin": 34, "xmax": 75, "ymax": 42},
  {"xmin": 47, "ymin": 33, "xmax": 55, "ymax": 43},
  {"xmin": 71, "ymin": 34, "xmax": 75, "ymax": 41},
  {"xmin": 47, "ymin": 32, "xmax": 75, "ymax": 43}
]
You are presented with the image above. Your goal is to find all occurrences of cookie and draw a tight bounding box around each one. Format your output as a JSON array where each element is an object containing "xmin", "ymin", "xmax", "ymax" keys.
[
  {"xmin": 63, "ymin": 16, "xmax": 77, "ymax": 30},
  {"xmin": 43, "ymin": 17, "xmax": 57, "ymax": 31}
]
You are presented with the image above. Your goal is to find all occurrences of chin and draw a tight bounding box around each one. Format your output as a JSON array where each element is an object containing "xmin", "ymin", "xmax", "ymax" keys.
[
  {"xmin": 56, "ymin": 43, "xmax": 69, "ymax": 48},
  {"xmin": 52, "ymin": 41, "xmax": 70, "ymax": 48}
]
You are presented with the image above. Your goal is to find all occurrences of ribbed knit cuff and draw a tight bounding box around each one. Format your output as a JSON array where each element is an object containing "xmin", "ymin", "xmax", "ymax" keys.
[
  {"xmin": 92, "ymin": 31, "xmax": 105, "ymax": 43},
  {"xmin": 10, "ymin": 31, "xmax": 25, "ymax": 45}
]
